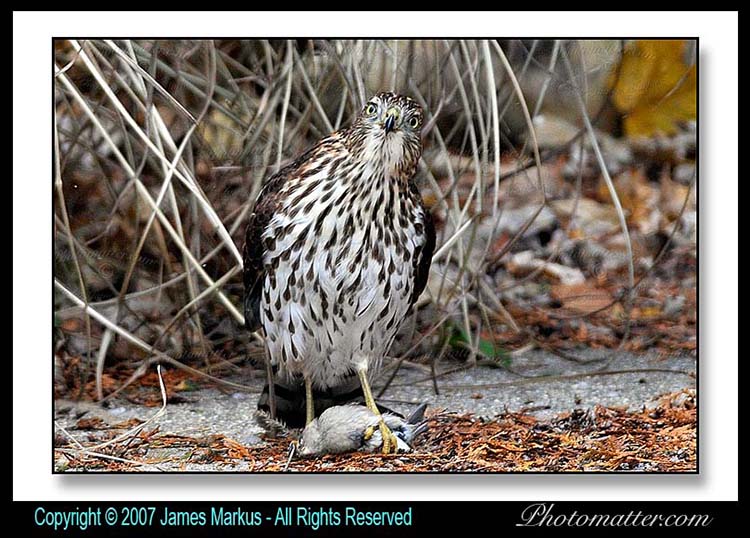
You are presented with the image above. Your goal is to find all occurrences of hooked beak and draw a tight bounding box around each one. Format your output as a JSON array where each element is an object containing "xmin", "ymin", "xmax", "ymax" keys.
[{"xmin": 383, "ymin": 109, "xmax": 398, "ymax": 134}]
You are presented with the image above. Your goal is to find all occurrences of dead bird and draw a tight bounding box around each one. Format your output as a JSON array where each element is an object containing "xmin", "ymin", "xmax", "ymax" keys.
[{"xmin": 298, "ymin": 403, "xmax": 429, "ymax": 457}]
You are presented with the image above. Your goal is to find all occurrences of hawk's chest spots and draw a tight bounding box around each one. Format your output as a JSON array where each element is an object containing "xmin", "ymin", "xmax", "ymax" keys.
[{"xmin": 262, "ymin": 170, "xmax": 419, "ymax": 325}]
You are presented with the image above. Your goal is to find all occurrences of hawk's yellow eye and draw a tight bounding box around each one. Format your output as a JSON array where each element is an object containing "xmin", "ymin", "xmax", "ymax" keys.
[
  {"xmin": 365, "ymin": 103, "xmax": 377, "ymax": 116},
  {"xmin": 409, "ymin": 116, "xmax": 420, "ymax": 129}
]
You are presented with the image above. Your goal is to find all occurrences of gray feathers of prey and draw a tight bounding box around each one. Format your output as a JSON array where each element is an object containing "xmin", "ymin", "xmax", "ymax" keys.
[{"xmin": 299, "ymin": 403, "xmax": 429, "ymax": 457}]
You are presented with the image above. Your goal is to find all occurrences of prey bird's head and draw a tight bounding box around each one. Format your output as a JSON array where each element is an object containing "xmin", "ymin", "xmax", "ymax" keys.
[{"xmin": 344, "ymin": 92, "xmax": 424, "ymax": 179}]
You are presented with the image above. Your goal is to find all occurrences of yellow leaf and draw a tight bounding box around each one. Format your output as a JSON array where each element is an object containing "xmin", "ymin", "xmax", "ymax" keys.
[
  {"xmin": 198, "ymin": 107, "xmax": 250, "ymax": 161},
  {"xmin": 610, "ymin": 40, "xmax": 696, "ymax": 138}
]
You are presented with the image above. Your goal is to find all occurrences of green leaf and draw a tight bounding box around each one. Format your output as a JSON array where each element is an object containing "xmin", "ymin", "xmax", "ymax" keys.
[
  {"xmin": 478, "ymin": 338, "xmax": 509, "ymax": 364},
  {"xmin": 446, "ymin": 322, "xmax": 509, "ymax": 365}
]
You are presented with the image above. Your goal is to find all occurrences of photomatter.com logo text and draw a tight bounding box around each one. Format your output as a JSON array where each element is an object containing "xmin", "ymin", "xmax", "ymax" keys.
[{"xmin": 517, "ymin": 503, "xmax": 713, "ymax": 528}]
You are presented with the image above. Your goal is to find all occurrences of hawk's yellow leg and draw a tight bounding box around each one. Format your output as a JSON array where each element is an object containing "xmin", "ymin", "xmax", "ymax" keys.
[
  {"xmin": 305, "ymin": 376, "xmax": 314, "ymax": 426},
  {"xmin": 357, "ymin": 369, "xmax": 399, "ymax": 454}
]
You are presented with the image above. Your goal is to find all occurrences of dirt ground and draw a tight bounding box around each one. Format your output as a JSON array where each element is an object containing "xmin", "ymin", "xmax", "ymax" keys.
[{"xmin": 54, "ymin": 349, "xmax": 696, "ymax": 472}]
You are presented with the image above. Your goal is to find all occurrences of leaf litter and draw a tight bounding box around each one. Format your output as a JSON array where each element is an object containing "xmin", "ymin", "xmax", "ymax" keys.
[{"xmin": 55, "ymin": 390, "xmax": 695, "ymax": 473}]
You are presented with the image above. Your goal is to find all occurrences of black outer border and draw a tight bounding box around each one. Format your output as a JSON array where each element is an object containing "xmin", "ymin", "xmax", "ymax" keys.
[
  {"xmin": 12, "ymin": 500, "xmax": 743, "ymax": 536},
  {"xmin": 50, "ymin": 36, "xmax": 701, "ymax": 476}
]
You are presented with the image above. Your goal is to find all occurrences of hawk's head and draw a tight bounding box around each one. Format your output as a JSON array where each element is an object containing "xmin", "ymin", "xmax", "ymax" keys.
[{"xmin": 344, "ymin": 92, "xmax": 424, "ymax": 179}]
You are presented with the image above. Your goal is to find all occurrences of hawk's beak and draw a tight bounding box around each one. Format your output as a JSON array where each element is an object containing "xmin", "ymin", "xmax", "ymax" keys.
[{"xmin": 383, "ymin": 108, "xmax": 398, "ymax": 134}]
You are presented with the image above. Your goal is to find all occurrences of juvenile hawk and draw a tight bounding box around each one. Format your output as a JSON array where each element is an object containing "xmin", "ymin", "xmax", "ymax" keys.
[{"xmin": 243, "ymin": 92, "xmax": 435, "ymax": 453}]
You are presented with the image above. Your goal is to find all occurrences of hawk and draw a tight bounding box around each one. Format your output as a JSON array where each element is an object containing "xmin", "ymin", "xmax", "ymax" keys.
[{"xmin": 243, "ymin": 92, "xmax": 435, "ymax": 453}]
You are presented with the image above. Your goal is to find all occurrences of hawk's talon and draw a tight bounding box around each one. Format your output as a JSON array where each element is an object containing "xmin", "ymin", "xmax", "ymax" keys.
[
  {"xmin": 379, "ymin": 419, "xmax": 398, "ymax": 454},
  {"xmin": 390, "ymin": 432, "xmax": 400, "ymax": 452},
  {"xmin": 363, "ymin": 425, "xmax": 376, "ymax": 441}
]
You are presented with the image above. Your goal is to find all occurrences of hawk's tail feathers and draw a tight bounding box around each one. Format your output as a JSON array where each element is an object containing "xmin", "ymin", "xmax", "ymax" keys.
[{"xmin": 256, "ymin": 381, "xmax": 365, "ymax": 429}]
